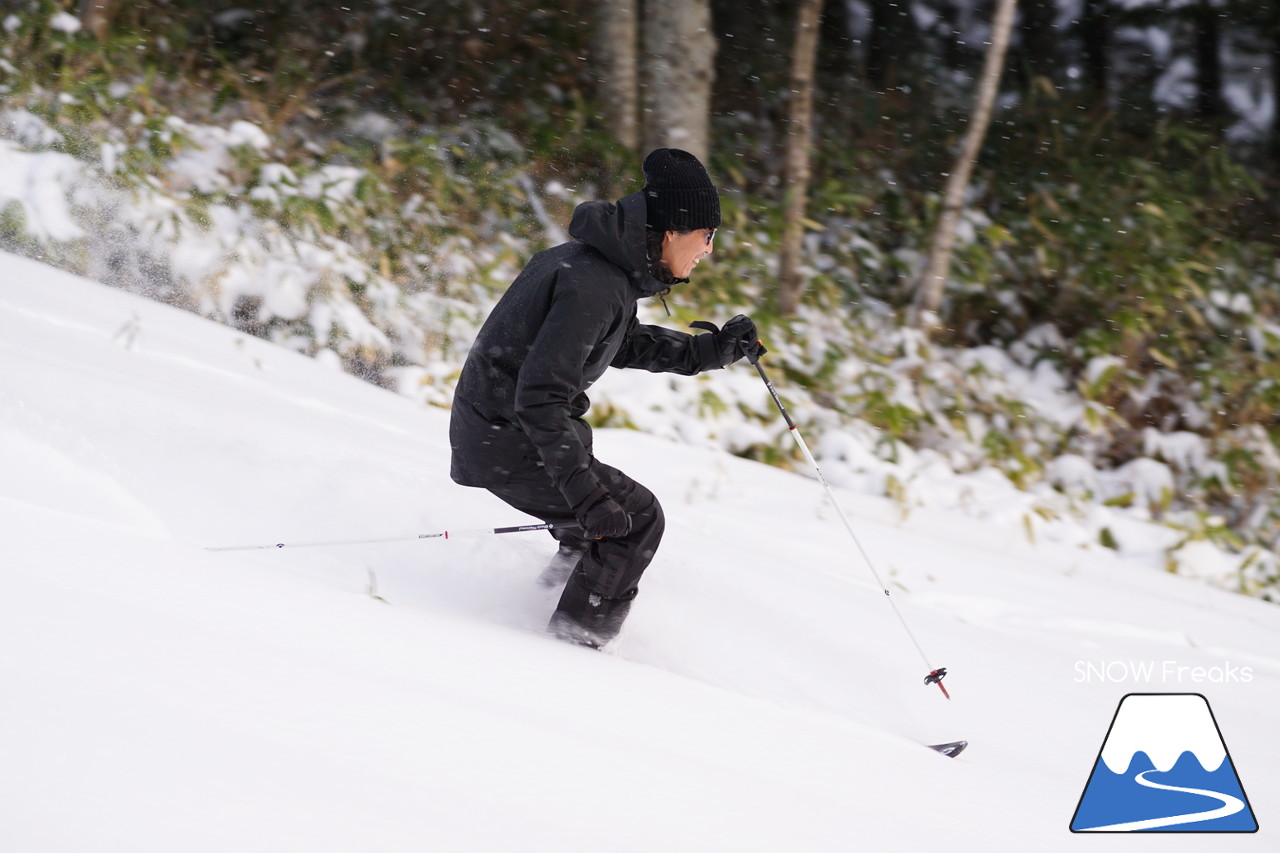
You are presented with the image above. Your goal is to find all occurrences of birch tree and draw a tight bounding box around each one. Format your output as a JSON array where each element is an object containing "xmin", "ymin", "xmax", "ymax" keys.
[
  {"xmin": 911, "ymin": 0, "xmax": 1019, "ymax": 330},
  {"xmin": 777, "ymin": 0, "xmax": 825, "ymax": 317},
  {"xmin": 641, "ymin": 0, "xmax": 717, "ymax": 162},
  {"xmin": 597, "ymin": 0, "xmax": 639, "ymax": 155}
]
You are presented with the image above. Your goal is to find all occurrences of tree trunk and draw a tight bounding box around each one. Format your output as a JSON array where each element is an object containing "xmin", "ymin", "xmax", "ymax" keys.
[
  {"xmin": 777, "ymin": 0, "xmax": 826, "ymax": 317},
  {"xmin": 641, "ymin": 0, "xmax": 717, "ymax": 162},
  {"xmin": 1080, "ymin": 0, "xmax": 1110, "ymax": 99},
  {"xmin": 1018, "ymin": 0, "xmax": 1058, "ymax": 89},
  {"xmin": 867, "ymin": 0, "xmax": 913, "ymax": 90},
  {"xmin": 78, "ymin": 0, "xmax": 117, "ymax": 41},
  {"xmin": 597, "ymin": 0, "xmax": 639, "ymax": 155},
  {"xmin": 1194, "ymin": 1, "xmax": 1225, "ymax": 125},
  {"xmin": 1273, "ymin": 24, "xmax": 1280, "ymax": 164},
  {"xmin": 911, "ymin": 0, "xmax": 1019, "ymax": 331}
]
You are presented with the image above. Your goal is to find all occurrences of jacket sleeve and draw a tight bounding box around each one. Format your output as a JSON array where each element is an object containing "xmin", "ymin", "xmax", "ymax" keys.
[
  {"xmin": 610, "ymin": 317, "xmax": 723, "ymax": 375},
  {"xmin": 513, "ymin": 281, "xmax": 613, "ymax": 510}
]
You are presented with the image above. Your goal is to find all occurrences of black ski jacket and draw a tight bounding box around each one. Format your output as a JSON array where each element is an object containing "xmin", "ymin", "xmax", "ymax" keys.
[{"xmin": 449, "ymin": 191, "xmax": 723, "ymax": 508}]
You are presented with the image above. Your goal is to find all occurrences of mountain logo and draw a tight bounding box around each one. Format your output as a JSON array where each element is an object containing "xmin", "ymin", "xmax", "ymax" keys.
[{"xmin": 1070, "ymin": 693, "xmax": 1258, "ymax": 832}]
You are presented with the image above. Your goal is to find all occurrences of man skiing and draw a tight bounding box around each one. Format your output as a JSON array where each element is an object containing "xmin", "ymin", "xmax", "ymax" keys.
[{"xmin": 449, "ymin": 148, "xmax": 763, "ymax": 649}]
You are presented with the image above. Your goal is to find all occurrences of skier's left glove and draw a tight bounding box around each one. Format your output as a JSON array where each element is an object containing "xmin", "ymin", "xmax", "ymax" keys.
[
  {"xmin": 699, "ymin": 314, "xmax": 767, "ymax": 367},
  {"xmin": 573, "ymin": 486, "xmax": 632, "ymax": 540}
]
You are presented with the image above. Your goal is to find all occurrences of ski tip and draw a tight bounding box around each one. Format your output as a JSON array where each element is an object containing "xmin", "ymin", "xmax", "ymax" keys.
[{"xmin": 926, "ymin": 740, "xmax": 968, "ymax": 759}]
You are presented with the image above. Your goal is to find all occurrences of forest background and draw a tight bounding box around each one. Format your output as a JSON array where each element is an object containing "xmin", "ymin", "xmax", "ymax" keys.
[{"xmin": 1, "ymin": 0, "xmax": 1278, "ymax": 600}]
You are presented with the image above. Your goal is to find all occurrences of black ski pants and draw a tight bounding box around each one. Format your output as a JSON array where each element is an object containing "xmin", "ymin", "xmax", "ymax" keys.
[{"xmin": 486, "ymin": 458, "xmax": 665, "ymax": 600}]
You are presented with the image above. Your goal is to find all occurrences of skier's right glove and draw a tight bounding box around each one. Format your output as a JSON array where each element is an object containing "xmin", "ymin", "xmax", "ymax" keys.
[
  {"xmin": 573, "ymin": 486, "xmax": 632, "ymax": 540},
  {"xmin": 696, "ymin": 314, "xmax": 767, "ymax": 367}
]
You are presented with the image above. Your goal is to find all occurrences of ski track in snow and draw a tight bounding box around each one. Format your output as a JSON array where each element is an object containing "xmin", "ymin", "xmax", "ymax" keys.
[{"xmin": 1078, "ymin": 770, "xmax": 1246, "ymax": 832}]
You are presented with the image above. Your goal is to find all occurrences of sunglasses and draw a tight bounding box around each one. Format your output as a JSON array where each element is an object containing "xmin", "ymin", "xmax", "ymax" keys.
[{"xmin": 704, "ymin": 228, "xmax": 717, "ymax": 245}]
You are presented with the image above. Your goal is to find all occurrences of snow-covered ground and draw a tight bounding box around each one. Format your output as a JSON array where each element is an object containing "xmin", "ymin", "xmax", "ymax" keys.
[{"xmin": 2, "ymin": 251, "xmax": 1276, "ymax": 851}]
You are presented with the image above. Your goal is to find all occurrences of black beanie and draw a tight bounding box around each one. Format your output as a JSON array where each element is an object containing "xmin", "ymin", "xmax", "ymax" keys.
[{"xmin": 642, "ymin": 148, "xmax": 722, "ymax": 233}]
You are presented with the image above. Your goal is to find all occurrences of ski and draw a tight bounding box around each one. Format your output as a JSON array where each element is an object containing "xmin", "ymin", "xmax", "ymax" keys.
[{"xmin": 926, "ymin": 740, "xmax": 968, "ymax": 758}]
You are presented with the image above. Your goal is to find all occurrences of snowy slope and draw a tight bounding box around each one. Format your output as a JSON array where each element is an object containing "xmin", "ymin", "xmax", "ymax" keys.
[{"xmin": 1, "ymin": 252, "xmax": 1277, "ymax": 851}]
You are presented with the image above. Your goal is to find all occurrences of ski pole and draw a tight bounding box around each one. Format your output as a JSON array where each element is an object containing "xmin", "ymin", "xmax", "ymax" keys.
[
  {"xmin": 206, "ymin": 521, "xmax": 579, "ymax": 552},
  {"xmin": 750, "ymin": 353, "xmax": 951, "ymax": 699}
]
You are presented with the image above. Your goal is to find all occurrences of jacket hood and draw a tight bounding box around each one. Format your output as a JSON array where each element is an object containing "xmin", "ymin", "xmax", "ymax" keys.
[{"xmin": 568, "ymin": 192, "xmax": 670, "ymax": 297}]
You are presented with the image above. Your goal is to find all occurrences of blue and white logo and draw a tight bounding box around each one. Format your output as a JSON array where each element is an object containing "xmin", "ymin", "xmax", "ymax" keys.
[{"xmin": 1070, "ymin": 693, "xmax": 1258, "ymax": 832}]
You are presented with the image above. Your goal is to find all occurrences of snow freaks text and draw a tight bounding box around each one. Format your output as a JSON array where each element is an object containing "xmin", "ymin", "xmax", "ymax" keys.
[{"xmin": 1074, "ymin": 660, "xmax": 1254, "ymax": 685}]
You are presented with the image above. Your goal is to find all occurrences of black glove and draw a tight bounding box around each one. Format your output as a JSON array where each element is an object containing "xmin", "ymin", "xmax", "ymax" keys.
[
  {"xmin": 573, "ymin": 486, "xmax": 632, "ymax": 540},
  {"xmin": 712, "ymin": 314, "xmax": 767, "ymax": 367}
]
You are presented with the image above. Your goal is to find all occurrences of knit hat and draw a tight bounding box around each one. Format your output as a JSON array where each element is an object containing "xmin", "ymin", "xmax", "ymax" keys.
[{"xmin": 642, "ymin": 148, "xmax": 721, "ymax": 233}]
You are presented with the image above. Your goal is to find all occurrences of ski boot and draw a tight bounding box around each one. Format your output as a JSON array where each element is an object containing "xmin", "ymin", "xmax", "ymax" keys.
[
  {"xmin": 547, "ymin": 571, "xmax": 637, "ymax": 650},
  {"xmin": 536, "ymin": 541, "xmax": 587, "ymax": 588}
]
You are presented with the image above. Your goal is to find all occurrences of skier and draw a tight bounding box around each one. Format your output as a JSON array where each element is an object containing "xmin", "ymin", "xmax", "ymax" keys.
[{"xmin": 449, "ymin": 148, "xmax": 763, "ymax": 649}]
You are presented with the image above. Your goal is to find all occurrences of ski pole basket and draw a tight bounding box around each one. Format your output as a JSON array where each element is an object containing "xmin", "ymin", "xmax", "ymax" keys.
[{"xmin": 924, "ymin": 667, "xmax": 950, "ymax": 699}]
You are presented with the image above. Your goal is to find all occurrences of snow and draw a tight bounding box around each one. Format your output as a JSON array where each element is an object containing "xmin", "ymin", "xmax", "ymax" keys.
[
  {"xmin": 2, "ymin": 251, "xmax": 1278, "ymax": 851},
  {"xmin": 48, "ymin": 11, "xmax": 81, "ymax": 34},
  {"xmin": 0, "ymin": 141, "xmax": 86, "ymax": 242},
  {"xmin": 1099, "ymin": 694, "xmax": 1226, "ymax": 774}
]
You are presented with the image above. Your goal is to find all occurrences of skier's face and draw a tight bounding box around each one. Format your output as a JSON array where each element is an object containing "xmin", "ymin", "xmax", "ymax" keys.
[{"xmin": 661, "ymin": 228, "xmax": 715, "ymax": 279}]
